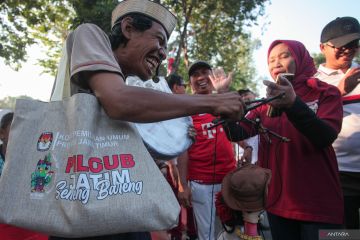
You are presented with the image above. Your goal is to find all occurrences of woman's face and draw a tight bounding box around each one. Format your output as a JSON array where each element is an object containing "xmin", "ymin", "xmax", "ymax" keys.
[{"xmin": 268, "ymin": 43, "xmax": 296, "ymax": 81}]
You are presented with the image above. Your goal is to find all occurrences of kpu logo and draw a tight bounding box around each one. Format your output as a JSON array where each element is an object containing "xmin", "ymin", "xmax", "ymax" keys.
[{"xmin": 37, "ymin": 132, "xmax": 53, "ymax": 151}]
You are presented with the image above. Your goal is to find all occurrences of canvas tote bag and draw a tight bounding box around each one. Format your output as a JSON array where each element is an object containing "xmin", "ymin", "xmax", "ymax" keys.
[{"xmin": 0, "ymin": 41, "xmax": 180, "ymax": 238}]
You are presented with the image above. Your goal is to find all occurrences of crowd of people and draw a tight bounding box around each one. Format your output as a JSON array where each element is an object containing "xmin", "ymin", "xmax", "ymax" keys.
[{"xmin": 0, "ymin": 0, "xmax": 359, "ymax": 239}]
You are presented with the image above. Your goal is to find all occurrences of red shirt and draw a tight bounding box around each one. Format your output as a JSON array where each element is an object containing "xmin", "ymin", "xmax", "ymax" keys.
[
  {"xmin": 188, "ymin": 114, "xmax": 236, "ymax": 183},
  {"xmin": 0, "ymin": 224, "xmax": 47, "ymax": 240}
]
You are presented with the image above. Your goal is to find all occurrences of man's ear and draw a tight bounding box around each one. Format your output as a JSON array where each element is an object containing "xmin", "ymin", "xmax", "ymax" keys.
[
  {"xmin": 120, "ymin": 16, "xmax": 134, "ymax": 40},
  {"xmin": 319, "ymin": 43, "xmax": 326, "ymax": 53}
]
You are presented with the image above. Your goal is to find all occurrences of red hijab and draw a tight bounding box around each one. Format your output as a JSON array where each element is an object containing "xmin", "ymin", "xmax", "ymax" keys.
[{"xmin": 267, "ymin": 40, "xmax": 321, "ymax": 96}]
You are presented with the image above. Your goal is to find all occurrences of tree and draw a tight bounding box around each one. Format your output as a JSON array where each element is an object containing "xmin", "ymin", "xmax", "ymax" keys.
[
  {"xmin": 71, "ymin": 0, "xmax": 118, "ymax": 34},
  {"xmin": 0, "ymin": 95, "xmax": 33, "ymax": 109},
  {"xmin": 1, "ymin": 0, "xmax": 268, "ymax": 91},
  {"xmin": 311, "ymin": 52, "xmax": 325, "ymax": 68},
  {"xmin": 163, "ymin": 0, "xmax": 267, "ymax": 91},
  {"xmin": 0, "ymin": 0, "xmax": 74, "ymax": 74}
]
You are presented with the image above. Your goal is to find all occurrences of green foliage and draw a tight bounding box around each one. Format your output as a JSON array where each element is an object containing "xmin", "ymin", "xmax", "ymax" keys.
[
  {"xmin": 163, "ymin": 0, "xmax": 267, "ymax": 92},
  {"xmin": 311, "ymin": 52, "xmax": 325, "ymax": 68},
  {"xmin": 0, "ymin": 0, "xmax": 74, "ymax": 73},
  {"xmin": 1, "ymin": 0, "xmax": 268, "ymax": 92},
  {"xmin": 0, "ymin": 95, "xmax": 34, "ymax": 109},
  {"xmin": 71, "ymin": 0, "xmax": 118, "ymax": 33}
]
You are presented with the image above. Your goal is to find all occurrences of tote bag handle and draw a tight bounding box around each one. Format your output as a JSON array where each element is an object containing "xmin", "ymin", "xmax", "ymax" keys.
[{"xmin": 50, "ymin": 40, "xmax": 71, "ymax": 101}]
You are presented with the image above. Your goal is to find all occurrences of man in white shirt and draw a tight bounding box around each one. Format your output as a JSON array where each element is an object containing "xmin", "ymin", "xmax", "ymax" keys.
[{"xmin": 315, "ymin": 16, "xmax": 360, "ymax": 229}]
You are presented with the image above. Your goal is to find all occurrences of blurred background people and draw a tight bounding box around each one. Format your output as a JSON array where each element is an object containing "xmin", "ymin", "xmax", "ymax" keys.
[
  {"xmin": 235, "ymin": 89, "xmax": 259, "ymax": 165},
  {"xmin": 167, "ymin": 73, "xmax": 187, "ymax": 95},
  {"xmin": 167, "ymin": 47, "xmax": 177, "ymax": 75}
]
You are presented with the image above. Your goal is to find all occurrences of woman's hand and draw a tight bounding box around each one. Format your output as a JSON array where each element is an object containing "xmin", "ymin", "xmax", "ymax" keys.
[{"xmin": 263, "ymin": 75, "xmax": 296, "ymax": 109}]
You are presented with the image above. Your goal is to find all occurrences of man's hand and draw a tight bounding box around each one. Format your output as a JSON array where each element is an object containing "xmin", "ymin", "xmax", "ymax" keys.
[
  {"xmin": 263, "ymin": 75, "xmax": 296, "ymax": 109},
  {"xmin": 338, "ymin": 67, "xmax": 360, "ymax": 95},
  {"xmin": 209, "ymin": 67, "xmax": 233, "ymax": 93},
  {"xmin": 177, "ymin": 151, "xmax": 191, "ymax": 207},
  {"xmin": 211, "ymin": 92, "xmax": 246, "ymax": 121},
  {"xmin": 178, "ymin": 183, "xmax": 192, "ymax": 208}
]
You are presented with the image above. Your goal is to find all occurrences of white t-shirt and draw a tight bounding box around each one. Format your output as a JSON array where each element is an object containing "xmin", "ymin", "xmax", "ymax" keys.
[{"xmin": 315, "ymin": 63, "xmax": 360, "ymax": 172}]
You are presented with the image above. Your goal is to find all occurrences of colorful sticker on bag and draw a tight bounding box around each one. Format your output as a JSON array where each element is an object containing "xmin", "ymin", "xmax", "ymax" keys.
[
  {"xmin": 31, "ymin": 153, "xmax": 55, "ymax": 193},
  {"xmin": 37, "ymin": 132, "xmax": 53, "ymax": 151}
]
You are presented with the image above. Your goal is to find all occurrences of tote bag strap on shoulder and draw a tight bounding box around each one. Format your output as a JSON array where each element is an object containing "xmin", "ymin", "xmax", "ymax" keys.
[{"xmin": 50, "ymin": 40, "xmax": 71, "ymax": 101}]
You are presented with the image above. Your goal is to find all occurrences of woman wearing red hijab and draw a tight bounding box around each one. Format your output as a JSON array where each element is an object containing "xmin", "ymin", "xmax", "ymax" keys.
[{"xmin": 223, "ymin": 40, "xmax": 344, "ymax": 239}]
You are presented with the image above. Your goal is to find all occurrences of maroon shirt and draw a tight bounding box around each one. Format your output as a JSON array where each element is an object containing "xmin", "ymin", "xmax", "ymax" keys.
[{"xmin": 243, "ymin": 81, "xmax": 343, "ymax": 224}]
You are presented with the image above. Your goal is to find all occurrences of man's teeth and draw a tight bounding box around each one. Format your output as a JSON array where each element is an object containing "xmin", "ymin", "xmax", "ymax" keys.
[
  {"xmin": 199, "ymin": 81, "xmax": 207, "ymax": 86},
  {"xmin": 146, "ymin": 57, "xmax": 158, "ymax": 69}
]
